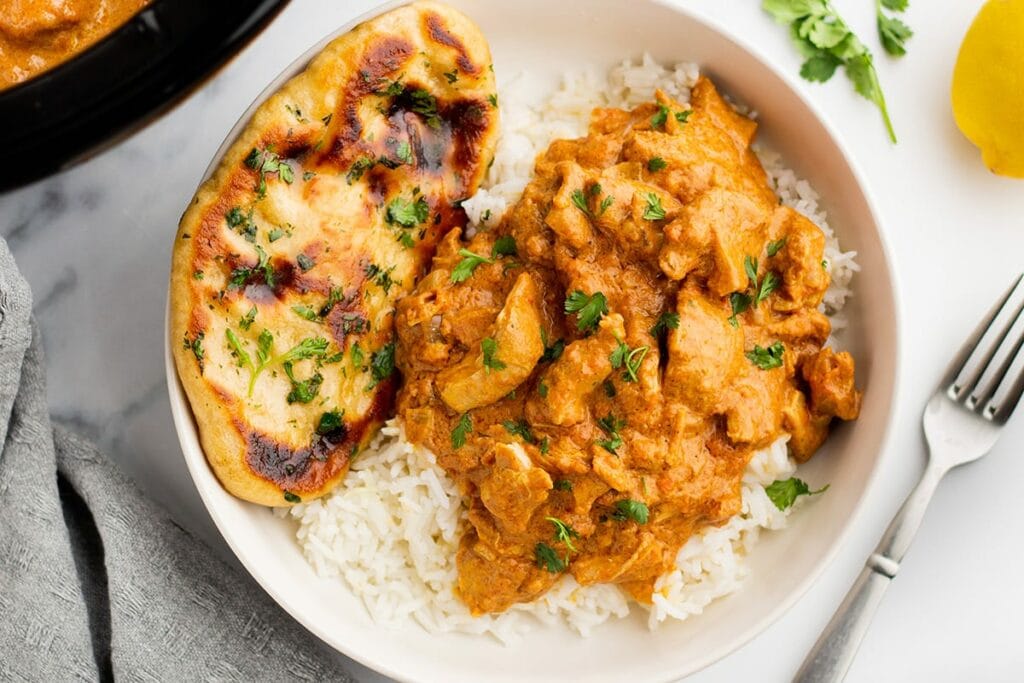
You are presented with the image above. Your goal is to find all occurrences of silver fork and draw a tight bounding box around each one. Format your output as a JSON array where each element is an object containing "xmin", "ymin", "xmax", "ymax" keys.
[{"xmin": 794, "ymin": 274, "xmax": 1024, "ymax": 683}]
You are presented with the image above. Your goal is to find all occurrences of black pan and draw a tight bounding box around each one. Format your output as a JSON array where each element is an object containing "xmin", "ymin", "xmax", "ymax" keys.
[{"xmin": 0, "ymin": 0, "xmax": 291, "ymax": 193}]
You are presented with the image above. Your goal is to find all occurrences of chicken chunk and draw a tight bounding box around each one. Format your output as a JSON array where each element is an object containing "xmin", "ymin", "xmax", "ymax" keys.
[
  {"xmin": 664, "ymin": 294, "xmax": 743, "ymax": 413},
  {"xmin": 803, "ymin": 347, "xmax": 862, "ymax": 420},
  {"xmin": 438, "ymin": 272, "xmax": 545, "ymax": 412},
  {"xmin": 528, "ymin": 314, "xmax": 626, "ymax": 426},
  {"xmin": 479, "ymin": 443, "xmax": 553, "ymax": 533}
]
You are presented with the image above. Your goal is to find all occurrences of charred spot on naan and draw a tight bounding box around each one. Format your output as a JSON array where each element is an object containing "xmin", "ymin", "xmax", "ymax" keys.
[{"xmin": 241, "ymin": 375, "xmax": 396, "ymax": 494}]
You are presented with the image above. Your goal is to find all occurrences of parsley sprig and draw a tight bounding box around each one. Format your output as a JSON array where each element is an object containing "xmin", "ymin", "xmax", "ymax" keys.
[{"xmin": 763, "ymin": 0, "xmax": 898, "ymax": 142}]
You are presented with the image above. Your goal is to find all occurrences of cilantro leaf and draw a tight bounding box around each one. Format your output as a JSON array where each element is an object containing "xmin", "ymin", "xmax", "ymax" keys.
[
  {"xmin": 880, "ymin": 0, "xmax": 908, "ymax": 10},
  {"xmin": 564, "ymin": 291, "xmax": 608, "ymax": 332},
  {"xmin": 283, "ymin": 491, "xmax": 301, "ymax": 504},
  {"xmin": 535, "ymin": 542, "xmax": 566, "ymax": 573},
  {"xmin": 765, "ymin": 477, "xmax": 829, "ymax": 510},
  {"xmin": 767, "ymin": 237, "xmax": 788, "ymax": 257},
  {"xmin": 386, "ymin": 196, "xmax": 430, "ymax": 227},
  {"xmin": 648, "ymin": 157, "xmax": 667, "ymax": 172},
  {"xmin": 491, "ymin": 235, "xmax": 518, "ymax": 258},
  {"xmin": 239, "ymin": 306, "xmax": 258, "ymax": 331},
  {"xmin": 596, "ymin": 414, "xmax": 625, "ymax": 454},
  {"xmin": 283, "ymin": 362, "xmax": 323, "ymax": 404},
  {"xmin": 650, "ymin": 311, "xmax": 680, "ymax": 337},
  {"xmin": 651, "ymin": 104, "xmax": 670, "ymax": 129},
  {"xmin": 801, "ymin": 51, "xmax": 842, "ymax": 82},
  {"xmin": 746, "ymin": 341, "xmax": 785, "ymax": 370},
  {"xmin": 291, "ymin": 305, "xmax": 319, "ymax": 322},
  {"xmin": 407, "ymin": 88, "xmax": 442, "ymax": 129},
  {"xmin": 762, "ymin": 0, "xmax": 898, "ymax": 143},
  {"xmin": 757, "ymin": 271, "xmax": 781, "ymax": 305},
  {"xmin": 642, "ymin": 193, "xmax": 666, "ymax": 221},
  {"xmin": 877, "ymin": 14, "xmax": 913, "ymax": 57},
  {"xmin": 541, "ymin": 337, "xmax": 565, "ymax": 363},
  {"xmin": 612, "ymin": 499, "xmax": 649, "ymax": 524},
  {"xmin": 728, "ymin": 292, "xmax": 752, "ymax": 328},
  {"xmin": 316, "ymin": 410, "xmax": 345, "ymax": 436},
  {"xmin": 451, "ymin": 249, "xmax": 493, "ymax": 283},
  {"xmin": 451, "ymin": 413, "xmax": 472, "ymax": 449},
  {"xmin": 369, "ymin": 342, "xmax": 396, "ymax": 386},
  {"xmin": 571, "ymin": 189, "xmax": 591, "ymax": 217},
  {"xmin": 481, "ymin": 337, "xmax": 507, "ymax": 373},
  {"xmin": 502, "ymin": 419, "xmax": 536, "ymax": 444},
  {"xmin": 346, "ymin": 157, "xmax": 375, "ymax": 184},
  {"xmin": 546, "ymin": 516, "xmax": 581, "ymax": 553},
  {"xmin": 554, "ymin": 479, "xmax": 573, "ymax": 492}
]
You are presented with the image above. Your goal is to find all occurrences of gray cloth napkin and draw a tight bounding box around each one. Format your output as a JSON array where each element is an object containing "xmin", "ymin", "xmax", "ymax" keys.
[{"xmin": 0, "ymin": 238, "xmax": 353, "ymax": 681}]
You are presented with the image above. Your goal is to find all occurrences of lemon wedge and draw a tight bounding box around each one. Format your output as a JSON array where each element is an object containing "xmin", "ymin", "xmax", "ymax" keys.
[{"xmin": 952, "ymin": 0, "xmax": 1024, "ymax": 178}]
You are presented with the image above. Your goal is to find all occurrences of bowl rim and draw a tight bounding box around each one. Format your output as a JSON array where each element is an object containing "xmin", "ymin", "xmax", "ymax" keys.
[{"xmin": 164, "ymin": 1, "xmax": 904, "ymax": 679}]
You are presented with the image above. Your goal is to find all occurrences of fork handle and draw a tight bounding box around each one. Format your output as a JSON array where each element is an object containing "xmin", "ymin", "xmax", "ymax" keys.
[{"xmin": 793, "ymin": 462, "xmax": 948, "ymax": 683}]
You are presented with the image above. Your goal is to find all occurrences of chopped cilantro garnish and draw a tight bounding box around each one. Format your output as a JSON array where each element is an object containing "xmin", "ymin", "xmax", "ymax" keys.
[
  {"xmin": 596, "ymin": 414, "xmax": 625, "ymax": 454},
  {"xmin": 546, "ymin": 516, "xmax": 580, "ymax": 553},
  {"xmin": 491, "ymin": 235, "xmax": 518, "ymax": 258},
  {"xmin": 481, "ymin": 337, "xmax": 507, "ymax": 373},
  {"xmin": 296, "ymin": 254, "xmax": 315, "ymax": 272},
  {"xmin": 239, "ymin": 306, "xmax": 258, "ymax": 331},
  {"xmin": 648, "ymin": 157, "xmax": 667, "ymax": 172},
  {"xmin": 316, "ymin": 410, "xmax": 345, "ymax": 436},
  {"xmin": 451, "ymin": 249, "xmax": 493, "ymax": 283},
  {"xmin": 502, "ymin": 419, "xmax": 536, "ymax": 444},
  {"xmin": 612, "ymin": 499, "xmax": 649, "ymax": 524},
  {"xmin": 291, "ymin": 305, "xmax": 319, "ymax": 322},
  {"xmin": 386, "ymin": 195, "xmax": 430, "ymax": 227},
  {"xmin": 451, "ymin": 413, "xmax": 472, "ymax": 449},
  {"xmin": 765, "ymin": 477, "xmax": 829, "ymax": 510},
  {"xmin": 746, "ymin": 341, "xmax": 785, "ymax": 370},
  {"xmin": 564, "ymin": 291, "xmax": 608, "ymax": 332},
  {"xmin": 346, "ymin": 156, "xmax": 375, "ymax": 184},
  {"xmin": 650, "ymin": 311, "xmax": 680, "ymax": 337},
  {"xmin": 535, "ymin": 542, "xmax": 566, "ymax": 573},
  {"xmin": 642, "ymin": 193, "xmax": 666, "ymax": 221},
  {"xmin": 283, "ymin": 362, "xmax": 323, "ymax": 404},
  {"xmin": 541, "ymin": 337, "xmax": 565, "ymax": 363},
  {"xmin": 767, "ymin": 237, "xmax": 788, "ymax": 257}
]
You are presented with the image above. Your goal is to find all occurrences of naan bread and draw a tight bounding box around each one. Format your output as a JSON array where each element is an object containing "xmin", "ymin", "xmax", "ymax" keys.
[{"xmin": 170, "ymin": 1, "xmax": 498, "ymax": 506}]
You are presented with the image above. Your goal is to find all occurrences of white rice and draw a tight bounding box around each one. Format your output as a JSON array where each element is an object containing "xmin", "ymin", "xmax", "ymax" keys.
[{"xmin": 276, "ymin": 55, "xmax": 856, "ymax": 643}]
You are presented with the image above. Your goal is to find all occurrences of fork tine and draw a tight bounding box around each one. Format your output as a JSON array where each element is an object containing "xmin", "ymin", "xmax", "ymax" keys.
[
  {"xmin": 989, "ymin": 356, "xmax": 1024, "ymax": 424},
  {"xmin": 973, "ymin": 317, "xmax": 1024, "ymax": 413},
  {"xmin": 945, "ymin": 274, "xmax": 1024, "ymax": 398}
]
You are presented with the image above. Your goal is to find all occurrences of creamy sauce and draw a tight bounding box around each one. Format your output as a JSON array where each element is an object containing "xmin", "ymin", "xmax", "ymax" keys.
[{"xmin": 394, "ymin": 78, "xmax": 861, "ymax": 615}]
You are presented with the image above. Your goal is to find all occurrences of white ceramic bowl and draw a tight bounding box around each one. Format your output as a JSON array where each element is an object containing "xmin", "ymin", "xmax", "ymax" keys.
[{"xmin": 166, "ymin": 1, "xmax": 901, "ymax": 680}]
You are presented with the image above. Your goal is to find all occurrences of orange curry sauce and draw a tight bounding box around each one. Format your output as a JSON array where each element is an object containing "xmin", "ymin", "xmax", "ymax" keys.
[
  {"xmin": 0, "ymin": 0, "xmax": 149, "ymax": 90},
  {"xmin": 395, "ymin": 78, "xmax": 861, "ymax": 615}
]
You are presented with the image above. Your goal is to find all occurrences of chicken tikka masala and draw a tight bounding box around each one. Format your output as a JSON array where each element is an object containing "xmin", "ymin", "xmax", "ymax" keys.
[{"xmin": 395, "ymin": 77, "xmax": 860, "ymax": 615}]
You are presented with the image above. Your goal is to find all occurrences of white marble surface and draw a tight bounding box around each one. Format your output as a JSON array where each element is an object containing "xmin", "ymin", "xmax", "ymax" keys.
[{"xmin": 3, "ymin": 0, "xmax": 1023, "ymax": 680}]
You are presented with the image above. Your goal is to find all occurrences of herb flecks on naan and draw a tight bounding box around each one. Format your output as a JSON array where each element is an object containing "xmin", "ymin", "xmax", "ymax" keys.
[{"xmin": 171, "ymin": 2, "xmax": 498, "ymax": 507}]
